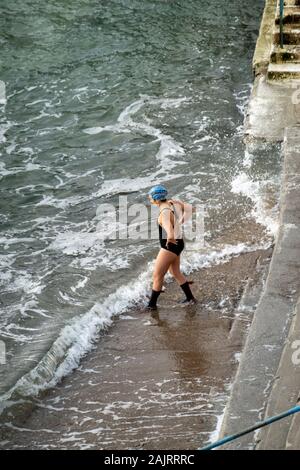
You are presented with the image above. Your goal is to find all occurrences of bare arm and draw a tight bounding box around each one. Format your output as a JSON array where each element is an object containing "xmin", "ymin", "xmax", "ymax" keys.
[{"xmin": 161, "ymin": 210, "xmax": 177, "ymax": 246}]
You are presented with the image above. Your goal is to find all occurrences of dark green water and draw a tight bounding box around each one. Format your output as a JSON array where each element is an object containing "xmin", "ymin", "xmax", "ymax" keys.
[{"xmin": 0, "ymin": 0, "xmax": 280, "ymax": 407}]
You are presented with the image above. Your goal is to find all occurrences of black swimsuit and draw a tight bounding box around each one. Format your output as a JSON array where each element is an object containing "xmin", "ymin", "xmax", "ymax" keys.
[{"xmin": 158, "ymin": 204, "xmax": 184, "ymax": 256}]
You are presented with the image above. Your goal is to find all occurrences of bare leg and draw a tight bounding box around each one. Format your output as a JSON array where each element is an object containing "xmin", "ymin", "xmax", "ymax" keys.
[
  {"xmin": 169, "ymin": 255, "xmax": 187, "ymax": 285},
  {"xmin": 169, "ymin": 255, "xmax": 196, "ymax": 302},
  {"xmin": 153, "ymin": 248, "xmax": 177, "ymax": 291}
]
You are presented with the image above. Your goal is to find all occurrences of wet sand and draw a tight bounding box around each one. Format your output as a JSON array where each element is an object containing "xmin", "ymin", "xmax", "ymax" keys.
[{"xmin": 0, "ymin": 246, "xmax": 272, "ymax": 450}]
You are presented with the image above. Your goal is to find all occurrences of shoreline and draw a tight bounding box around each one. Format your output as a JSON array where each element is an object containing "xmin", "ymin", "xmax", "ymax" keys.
[{"xmin": 0, "ymin": 244, "xmax": 272, "ymax": 449}]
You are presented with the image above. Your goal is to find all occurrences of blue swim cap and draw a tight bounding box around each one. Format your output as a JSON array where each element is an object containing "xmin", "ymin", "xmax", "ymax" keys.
[{"xmin": 148, "ymin": 185, "xmax": 168, "ymax": 201}]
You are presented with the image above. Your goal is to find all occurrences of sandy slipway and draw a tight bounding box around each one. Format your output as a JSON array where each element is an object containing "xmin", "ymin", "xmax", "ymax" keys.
[{"xmin": 0, "ymin": 244, "xmax": 271, "ymax": 450}]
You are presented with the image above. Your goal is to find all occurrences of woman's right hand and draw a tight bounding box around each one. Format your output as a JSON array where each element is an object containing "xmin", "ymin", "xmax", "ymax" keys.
[{"xmin": 166, "ymin": 238, "xmax": 178, "ymax": 248}]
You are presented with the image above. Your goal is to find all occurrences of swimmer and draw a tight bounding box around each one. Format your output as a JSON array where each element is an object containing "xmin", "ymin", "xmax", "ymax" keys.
[{"xmin": 147, "ymin": 185, "xmax": 196, "ymax": 309}]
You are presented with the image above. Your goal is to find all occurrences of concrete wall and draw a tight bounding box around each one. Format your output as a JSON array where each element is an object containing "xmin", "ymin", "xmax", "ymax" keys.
[
  {"xmin": 253, "ymin": 0, "xmax": 277, "ymax": 76},
  {"xmin": 218, "ymin": 1, "xmax": 300, "ymax": 450},
  {"xmin": 219, "ymin": 127, "xmax": 300, "ymax": 449}
]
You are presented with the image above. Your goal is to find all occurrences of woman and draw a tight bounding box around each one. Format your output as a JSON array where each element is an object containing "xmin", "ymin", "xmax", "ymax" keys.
[{"xmin": 147, "ymin": 185, "xmax": 196, "ymax": 309}]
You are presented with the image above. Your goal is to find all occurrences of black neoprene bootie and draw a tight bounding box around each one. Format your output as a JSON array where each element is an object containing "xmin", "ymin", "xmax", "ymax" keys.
[
  {"xmin": 180, "ymin": 281, "xmax": 196, "ymax": 302},
  {"xmin": 147, "ymin": 289, "xmax": 161, "ymax": 310}
]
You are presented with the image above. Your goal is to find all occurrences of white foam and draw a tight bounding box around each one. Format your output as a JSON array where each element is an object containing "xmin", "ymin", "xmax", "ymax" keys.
[
  {"xmin": 0, "ymin": 267, "xmax": 45, "ymax": 296},
  {"xmin": 36, "ymin": 194, "xmax": 83, "ymax": 209},
  {"xmin": 0, "ymin": 162, "xmax": 16, "ymax": 177},
  {"xmin": 95, "ymin": 175, "xmax": 157, "ymax": 198},
  {"xmin": 182, "ymin": 241, "xmax": 270, "ymax": 275},
  {"xmin": 242, "ymin": 150, "xmax": 253, "ymax": 168},
  {"xmin": 25, "ymin": 162, "xmax": 41, "ymax": 171},
  {"xmin": 0, "ymin": 237, "xmax": 36, "ymax": 247},
  {"xmin": 70, "ymin": 277, "xmax": 89, "ymax": 293},
  {"xmin": 22, "ymin": 147, "xmax": 35, "ymax": 156},
  {"xmin": 6, "ymin": 141, "xmax": 16, "ymax": 155},
  {"xmin": 234, "ymin": 352, "xmax": 242, "ymax": 363},
  {"xmin": 83, "ymin": 127, "xmax": 104, "ymax": 135},
  {"xmin": 234, "ymin": 85, "xmax": 252, "ymax": 118},
  {"xmin": 26, "ymin": 99, "xmax": 49, "ymax": 107},
  {"xmin": 49, "ymin": 229, "xmax": 136, "ymax": 272},
  {"xmin": 231, "ymin": 172, "xmax": 279, "ymax": 237},
  {"xmin": 49, "ymin": 231, "xmax": 104, "ymax": 256},
  {"xmin": 83, "ymin": 95, "xmax": 187, "ymax": 171},
  {"xmin": 69, "ymin": 251, "xmax": 130, "ymax": 272},
  {"xmin": 0, "ymin": 122, "xmax": 13, "ymax": 143},
  {"xmin": 0, "ymin": 161, "xmax": 42, "ymax": 179},
  {"xmin": 204, "ymin": 406, "xmax": 227, "ymax": 449}
]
